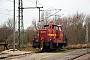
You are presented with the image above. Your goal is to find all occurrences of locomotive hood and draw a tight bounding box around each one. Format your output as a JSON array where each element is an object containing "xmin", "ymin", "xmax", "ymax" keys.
[{"xmin": 38, "ymin": 29, "xmax": 48, "ymax": 41}]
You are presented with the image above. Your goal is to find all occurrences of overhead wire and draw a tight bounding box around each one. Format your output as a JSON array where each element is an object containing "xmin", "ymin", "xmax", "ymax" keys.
[
  {"xmin": 35, "ymin": 0, "xmax": 62, "ymax": 17},
  {"xmin": 0, "ymin": 8, "xmax": 13, "ymax": 16},
  {"xmin": 25, "ymin": 0, "xmax": 34, "ymax": 2},
  {"xmin": 25, "ymin": 0, "xmax": 38, "ymax": 7},
  {"xmin": 37, "ymin": 0, "xmax": 73, "ymax": 17},
  {"xmin": 0, "ymin": 8, "xmax": 13, "ymax": 11},
  {"xmin": 36, "ymin": 0, "xmax": 59, "ymax": 10},
  {"xmin": 37, "ymin": 0, "xmax": 73, "ymax": 18},
  {"xmin": 7, "ymin": 0, "xmax": 27, "ymax": 7},
  {"xmin": 29, "ymin": 1, "xmax": 35, "ymax": 6},
  {"xmin": 0, "ymin": 12, "xmax": 13, "ymax": 16},
  {"xmin": 4, "ymin": 0, "xmax": 72, "ymax": 18},
  {"xmin": 41, "ymin": 10, "xmax": 62, "ymax": 22},
  {"xmin": 6, "ymin": 0, "xmax": 71, "ymax": 14},
  {"xmin": 47, "ymin": 10, "xmax": 61, "ymax": 18}
]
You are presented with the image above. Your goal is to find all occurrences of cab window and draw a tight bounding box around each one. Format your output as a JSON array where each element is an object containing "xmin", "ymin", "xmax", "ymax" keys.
[
  {"xmin": 53, "ymin": 25, "xmax": 58, "ymax": 30},
  {"xmin": 44, "ymin": 25, "xmax": 49, "ymax": 29}
]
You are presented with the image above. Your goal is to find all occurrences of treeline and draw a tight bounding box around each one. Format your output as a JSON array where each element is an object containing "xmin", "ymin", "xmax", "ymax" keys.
[
  {"xmin": 0, "ymin": 12, "xmax": 90, "ymax": 46},
  {"xmin": 0, "ymin": 18, "xmax": 13, "ymax": 43},
  {"xmin": 26, "ymin": 12, "xmax": 90, "ymax": 45},
  {"xmin": 55, "ymin": 12, "xmax": 89, "ymax": 44}
]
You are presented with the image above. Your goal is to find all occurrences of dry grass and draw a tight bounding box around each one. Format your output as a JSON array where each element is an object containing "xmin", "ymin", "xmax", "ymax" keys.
[
  {"xmin": 0, "ymin": 46, "xmax": 5, "ymax": 52},
  {"xmin": 0, "ymin": 43, "xmax": 38, "ymax": 52},
  {"xmin": 19, "ymin": 47, "xmax": 39, "ymax": 52},
  {"xmin": 64, "ymin": 43, "xmax": 90, "ymax": 49},
  {"xmin": 1, "ymin": 43, "xmax": 90, "ymax": 52},
  {"xmin": 16, "ymin": 43, "xmax": 39, "ymax": 52}
]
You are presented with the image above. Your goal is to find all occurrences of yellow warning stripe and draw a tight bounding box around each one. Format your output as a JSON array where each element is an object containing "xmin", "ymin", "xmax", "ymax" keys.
[
  {"xmin": 47, "ymin": 34, "xmax": 56, "ymax": 36},
  {"xmin": 38, "ymin": 34, "xmax": 56, "ymax": 36}
]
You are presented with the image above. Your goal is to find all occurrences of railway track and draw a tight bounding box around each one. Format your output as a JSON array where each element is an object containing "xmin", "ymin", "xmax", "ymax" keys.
[
  {"xmin": 68, "ymin": 51, "xmax": 90, "ymax": 60},
  {"xmin": 0, "ymin": 48, "xmax": 90, "ymax": 60},
  {"xmin": 0, "ymin": 50, "xmax": 36, "ymax": 60}
]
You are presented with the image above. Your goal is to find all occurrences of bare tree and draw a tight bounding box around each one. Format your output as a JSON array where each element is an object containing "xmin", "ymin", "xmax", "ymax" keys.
[
  {"xmin": 0, "ymin": 24, "xmax": 13, "ymax": 42},
  {"xmin": 6, "ymin": 18, "xmax": 14, "ymax": 30},
  {"xmin": 0, "ymin": 18, "xmax": 15, "ymax": 43},
  {"xmin": 25, "ymin": 12, "xmax": 90, "ymax": 45},
  {"xmin": 25, "ymin": 27, "xmax": 35, "ymax": 44},
  {"xmin": 55, "ymin": 12, "xmax": 86, "ymax": 44}
]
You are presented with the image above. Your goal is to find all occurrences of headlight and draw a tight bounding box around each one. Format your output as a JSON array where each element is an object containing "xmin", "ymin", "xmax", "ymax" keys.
[{"xmin": 50, "ymin": 39, "xmax": 52, "ymax": 41}]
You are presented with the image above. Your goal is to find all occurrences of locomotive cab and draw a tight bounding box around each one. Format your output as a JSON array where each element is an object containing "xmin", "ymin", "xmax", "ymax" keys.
[{"xmin": 32, "ymin": 22, "xmax": 67, "ymax": 51}]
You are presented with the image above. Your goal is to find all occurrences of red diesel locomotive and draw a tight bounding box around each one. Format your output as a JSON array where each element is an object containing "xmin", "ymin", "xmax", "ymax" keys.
[{"xmin": 32, "ymin": 22, "xmax": 67, "ymax": 51}]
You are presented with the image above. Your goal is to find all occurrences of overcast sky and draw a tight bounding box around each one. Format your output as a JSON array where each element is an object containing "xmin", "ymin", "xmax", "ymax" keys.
[{"xmin": 0, "ymin": 0, "xmax": 90, "ymax": 29}]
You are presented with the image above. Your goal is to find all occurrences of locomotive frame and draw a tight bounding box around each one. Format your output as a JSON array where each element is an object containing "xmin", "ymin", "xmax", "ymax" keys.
[{"xmin": 32, "ymin": 22, "xmax": 67, "ymax": 51}]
